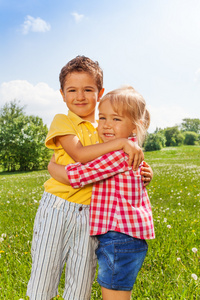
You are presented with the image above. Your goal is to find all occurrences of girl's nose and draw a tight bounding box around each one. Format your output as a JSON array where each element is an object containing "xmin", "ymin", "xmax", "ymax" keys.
[{"xmin": 103, "ymin": 120, "xmax": 112, "ymax": 128}]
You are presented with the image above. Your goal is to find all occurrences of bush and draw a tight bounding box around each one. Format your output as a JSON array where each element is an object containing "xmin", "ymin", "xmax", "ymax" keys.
[
  {"xmin": 144, "ymin": 132, "xmax": 166, "ymax": 151},
  {"xmin": 184, "ymin": 131, "xmax": 199, "ymax": 145}
]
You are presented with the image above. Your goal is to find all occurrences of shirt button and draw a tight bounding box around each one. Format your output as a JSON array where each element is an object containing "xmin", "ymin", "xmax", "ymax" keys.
[{"xmin": 79, "ymin": 207, "xmax": 83, "ymax": 211}]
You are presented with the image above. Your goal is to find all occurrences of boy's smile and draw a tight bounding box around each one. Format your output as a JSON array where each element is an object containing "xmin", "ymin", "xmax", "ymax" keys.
[
  {"xmin": 60, "ymin": 72, "xmax": 104, "ymax": 123},
  {"xmin": 98, "ymin": 99, "xmax": 136, "ymax": 142}
]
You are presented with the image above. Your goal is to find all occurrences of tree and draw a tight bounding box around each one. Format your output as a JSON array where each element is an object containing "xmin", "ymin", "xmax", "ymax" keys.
[
  {"xmin": 180, "ymin": 118, "xmax": 200, "ymax": 134},
  {"xmin": 164, "ymin": 126, "xmax": 184, "ymax": 146},
  {"xmin": 144, "ymin": 132, "xmax": 166, "ymax": 151},
  {"xmin": 0, "ymin": 100, "xmax": 52, "ymax": 171}
]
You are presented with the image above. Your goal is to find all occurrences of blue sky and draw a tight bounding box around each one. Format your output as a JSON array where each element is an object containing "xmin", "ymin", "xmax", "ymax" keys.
[{"xmin": 1, "ymin": 0, "xmax": 200, "ymax": 132}]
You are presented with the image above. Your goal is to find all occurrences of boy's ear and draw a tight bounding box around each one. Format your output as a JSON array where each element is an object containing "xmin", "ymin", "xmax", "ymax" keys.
[
  {"xmin": 60, "ymin": 89, "xmax": 65, "ymax": 101},
  {"xmin": 97, "ymin": 88, "xmax": 105, "ymax": 101}
]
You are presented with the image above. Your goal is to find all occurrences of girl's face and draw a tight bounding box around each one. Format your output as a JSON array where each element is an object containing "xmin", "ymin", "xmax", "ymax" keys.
[{"xmin": 98, "ymin": 99, "xmax": 136, "ymax": 142}]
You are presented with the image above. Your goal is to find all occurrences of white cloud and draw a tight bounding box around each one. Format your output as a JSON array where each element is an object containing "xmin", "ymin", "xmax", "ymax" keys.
[
  {"xmin": 71, "ymin": 12, "xmax": 84, "ymax": 23},
  {"xmin": 0, "ymin": 80, "xmax": 194, "ymax": 132},
  {"xmin": 0, "ymin": 80, "xmax": 67, "ymax": 127},
  {"xmin": 21, "ymin": 15, "xmax": 51, "ymax": 35}
]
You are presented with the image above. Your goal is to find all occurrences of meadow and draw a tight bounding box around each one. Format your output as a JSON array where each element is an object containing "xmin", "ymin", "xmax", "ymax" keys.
[{"xmin": 0, "ymin": 146, "xmax": 199, "ymax": 299}]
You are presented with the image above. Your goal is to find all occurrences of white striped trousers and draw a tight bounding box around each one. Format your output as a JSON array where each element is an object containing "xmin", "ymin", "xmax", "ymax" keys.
[{"xmin": 27, "ymin": 192, "xmax": 98, "ymax": 300}]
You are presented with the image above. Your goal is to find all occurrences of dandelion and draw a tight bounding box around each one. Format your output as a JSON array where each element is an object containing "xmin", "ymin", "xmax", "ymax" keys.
[
  {"xmin": 192, "ymin": 248, "xmax": 198, "ymax": 253},
  {"xmin": 167, "ymin": 225, "xmax": 171, "ymax": 229},
  {"xmin": 191, "ymin": 274, "xmax": 198, "ymax": 281}
]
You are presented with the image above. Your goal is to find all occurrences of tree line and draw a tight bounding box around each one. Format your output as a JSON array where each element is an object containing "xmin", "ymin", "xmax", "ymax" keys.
[
  {"xmin": 0, "ymin": 101, "xmax": 199, "ymax": 171},
  {"xmin": 144, "ymin": 118, "xmax": 200, "ymax": 151}
]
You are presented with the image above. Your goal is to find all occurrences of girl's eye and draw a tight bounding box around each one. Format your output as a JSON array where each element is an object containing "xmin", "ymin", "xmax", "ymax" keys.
[
  {"xmin": 113, "ymin": 118, "xmax": 121, "ymax": 121},
  {"xmin": 99, "ymin": 117, "xmax": 106, "ymax": 120}
]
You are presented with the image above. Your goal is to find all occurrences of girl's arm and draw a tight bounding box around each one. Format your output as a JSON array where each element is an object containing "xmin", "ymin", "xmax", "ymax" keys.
[
  {"xmin": 56, "ymin": 134, "xmax": 143, "ymax": 169},
  {"xmin": 48, "ymin": 152, "xmax": 153, "ymax": 187}
]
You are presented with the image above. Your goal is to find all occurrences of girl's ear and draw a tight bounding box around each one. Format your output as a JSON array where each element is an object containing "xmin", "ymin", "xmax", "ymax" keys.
[
  {"xmin": 132, "ymin": 131, "xmax": 137, "ymax": 137},
  {"xmin": 97, "ymin": 88, "xmax": 105, "ymax": 102}
]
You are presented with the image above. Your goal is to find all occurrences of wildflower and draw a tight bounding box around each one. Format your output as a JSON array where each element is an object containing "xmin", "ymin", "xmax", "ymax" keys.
[
  {"xmin": 177, "ymin": 257, "xmax": 181, "ymax": 261},
  {"xmin": 164, "ymin": 218, "xmax": 167, "ymax": 223},
  {"xmin": 191, "ymin": 274, "xmax": 198, "ymax": 281},
  {"xmin": 167, "ymin": 225, "xmax": 171, "ymax": 229},
  {"xmin": 192, "ymin": 248, "xmax": 198, "ymax": 253},
  {"xmin": 178, "ymin": 203, "xmax": 181, "ymax": 206},
  {"xmin": 1, "ymin": 233, "xmax": 6, "ymax": 238}
]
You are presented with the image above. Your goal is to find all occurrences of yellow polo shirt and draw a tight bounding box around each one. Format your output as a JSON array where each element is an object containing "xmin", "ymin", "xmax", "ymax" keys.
[{"xmin": 44, "ymin": 110, "xmax": 100, "ymax": 205}]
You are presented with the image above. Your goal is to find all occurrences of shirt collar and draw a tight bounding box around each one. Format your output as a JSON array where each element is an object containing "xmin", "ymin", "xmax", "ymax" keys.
[{"xmin": 68, "ymin": 110, "xmax": 86, "ymax": 126}]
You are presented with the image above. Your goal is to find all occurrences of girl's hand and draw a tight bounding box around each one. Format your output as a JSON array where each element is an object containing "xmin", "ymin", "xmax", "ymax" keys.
[
  {"xmin": 141, "ymin": 161, "xmax": 153, "ymax": 187},
  {"xmin": 122, "ymin": 140, "xmax": 144, "ymax": 169}
]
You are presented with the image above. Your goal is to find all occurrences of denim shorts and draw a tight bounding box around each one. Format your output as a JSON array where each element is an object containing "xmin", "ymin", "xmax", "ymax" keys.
[{"xmin": 96, "ymin": 231, "xmax": 148, "ymax": 291}]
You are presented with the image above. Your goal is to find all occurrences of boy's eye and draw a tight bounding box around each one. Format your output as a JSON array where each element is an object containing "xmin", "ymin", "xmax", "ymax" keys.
[
  {"xmin": 68, "ymin": 89, "xmax": 76, "ymax": 92},
  {"xmin": 99, "ymin": 117, "xmax": 106, "ymax": 120},
  {"xmin": 113, "ymin": 118, "xmax": 121, "ymax": 121},
  {"xmin": 85, "ymin": 89, "xmax": 93, "ymax": 92}
]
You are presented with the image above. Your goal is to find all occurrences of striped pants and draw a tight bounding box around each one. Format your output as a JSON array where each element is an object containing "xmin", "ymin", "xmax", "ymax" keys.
[{"xmin": 27, "ymin": 192, "xmax": 98, "ymax": 300}]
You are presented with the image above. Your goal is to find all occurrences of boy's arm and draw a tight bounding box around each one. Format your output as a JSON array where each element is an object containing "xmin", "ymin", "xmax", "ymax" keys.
[
  {"xmin": 141, "ymin": 161, "xmax": 153, "ymax": 187},
  {"xmin": 57, "ymin": 134, "xmax": 144, "ymax": 170},
  {"xmin": 48, "ymin": 155, "xmax": 70, "ymax": 184}
]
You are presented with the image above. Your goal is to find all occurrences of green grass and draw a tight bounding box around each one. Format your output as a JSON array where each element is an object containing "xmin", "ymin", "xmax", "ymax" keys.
[{"xmin": 0, "ymin": 146, "xmax": 199, "ymax": 299}]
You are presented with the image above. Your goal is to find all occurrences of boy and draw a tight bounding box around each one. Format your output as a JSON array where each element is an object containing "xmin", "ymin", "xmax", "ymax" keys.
[{"xmin": 27, "ymin": 56, "xmax": 150, "ymax": 300}]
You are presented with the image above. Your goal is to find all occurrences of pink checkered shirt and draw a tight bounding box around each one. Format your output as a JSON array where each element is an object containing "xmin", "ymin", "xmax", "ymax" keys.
[{"xmin": 65, "ymin": 149, "xmax": 155, "ymax": 240}]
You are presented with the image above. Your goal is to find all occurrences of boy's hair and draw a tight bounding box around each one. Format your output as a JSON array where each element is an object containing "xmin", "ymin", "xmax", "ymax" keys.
[
  {"xmin": 59, "ymin": 55, "xmax": 103, "ymax": 92},
  {"xmin": 99, "ymin": 86, "xmax": 150, "ymax": 146}
]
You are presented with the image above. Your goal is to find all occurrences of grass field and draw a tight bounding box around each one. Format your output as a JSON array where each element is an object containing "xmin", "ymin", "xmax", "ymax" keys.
[{"xmin": 0, "ymin": 146, "xmax": 199, "ymax": 299}]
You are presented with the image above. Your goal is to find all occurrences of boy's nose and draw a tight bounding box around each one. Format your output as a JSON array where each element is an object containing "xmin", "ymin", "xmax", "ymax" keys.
[{"xmin": 76, "ymin": 90, "xmax": 85, "ymax": 101}]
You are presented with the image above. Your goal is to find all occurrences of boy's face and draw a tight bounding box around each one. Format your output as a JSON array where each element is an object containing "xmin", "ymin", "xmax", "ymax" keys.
[
  {"xmin": 98, "ymin": 99, "xmax": 136, "ymax": 142},
  {"xmin": 60, "ymin": 72, "xmax": 104, "ymax": 123}
]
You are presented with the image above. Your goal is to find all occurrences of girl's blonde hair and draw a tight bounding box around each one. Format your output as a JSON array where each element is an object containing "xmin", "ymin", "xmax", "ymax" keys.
[{"xmin": 99, "ymin": 86, "xmax": 150, "ymax": 146}]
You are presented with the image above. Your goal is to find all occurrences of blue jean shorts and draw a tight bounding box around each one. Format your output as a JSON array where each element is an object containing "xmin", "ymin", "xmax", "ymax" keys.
[{"xmin": 96, "ymin": 231, "xmax": 148, "ymax": 291}]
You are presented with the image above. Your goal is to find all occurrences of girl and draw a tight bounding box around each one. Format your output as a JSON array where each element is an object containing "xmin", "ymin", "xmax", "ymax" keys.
[{"xmin": 49, "ymin": 86, "xmax": 155, "ymax": 300}]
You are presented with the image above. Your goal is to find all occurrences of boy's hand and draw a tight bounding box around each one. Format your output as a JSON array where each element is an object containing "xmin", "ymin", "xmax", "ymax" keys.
[
  {"xmin": 141, "ymin": 161, "xmax": 153, "ymax": 187},
  {"xmin": 122, "ymin": 140, "xmax": 144, "ymax": 169}
]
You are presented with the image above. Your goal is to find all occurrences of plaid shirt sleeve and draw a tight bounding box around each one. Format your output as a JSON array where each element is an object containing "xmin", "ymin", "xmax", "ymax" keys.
[{"xmin": 65, "ymin": 150, "xmax": 131, "ymax": 188}]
